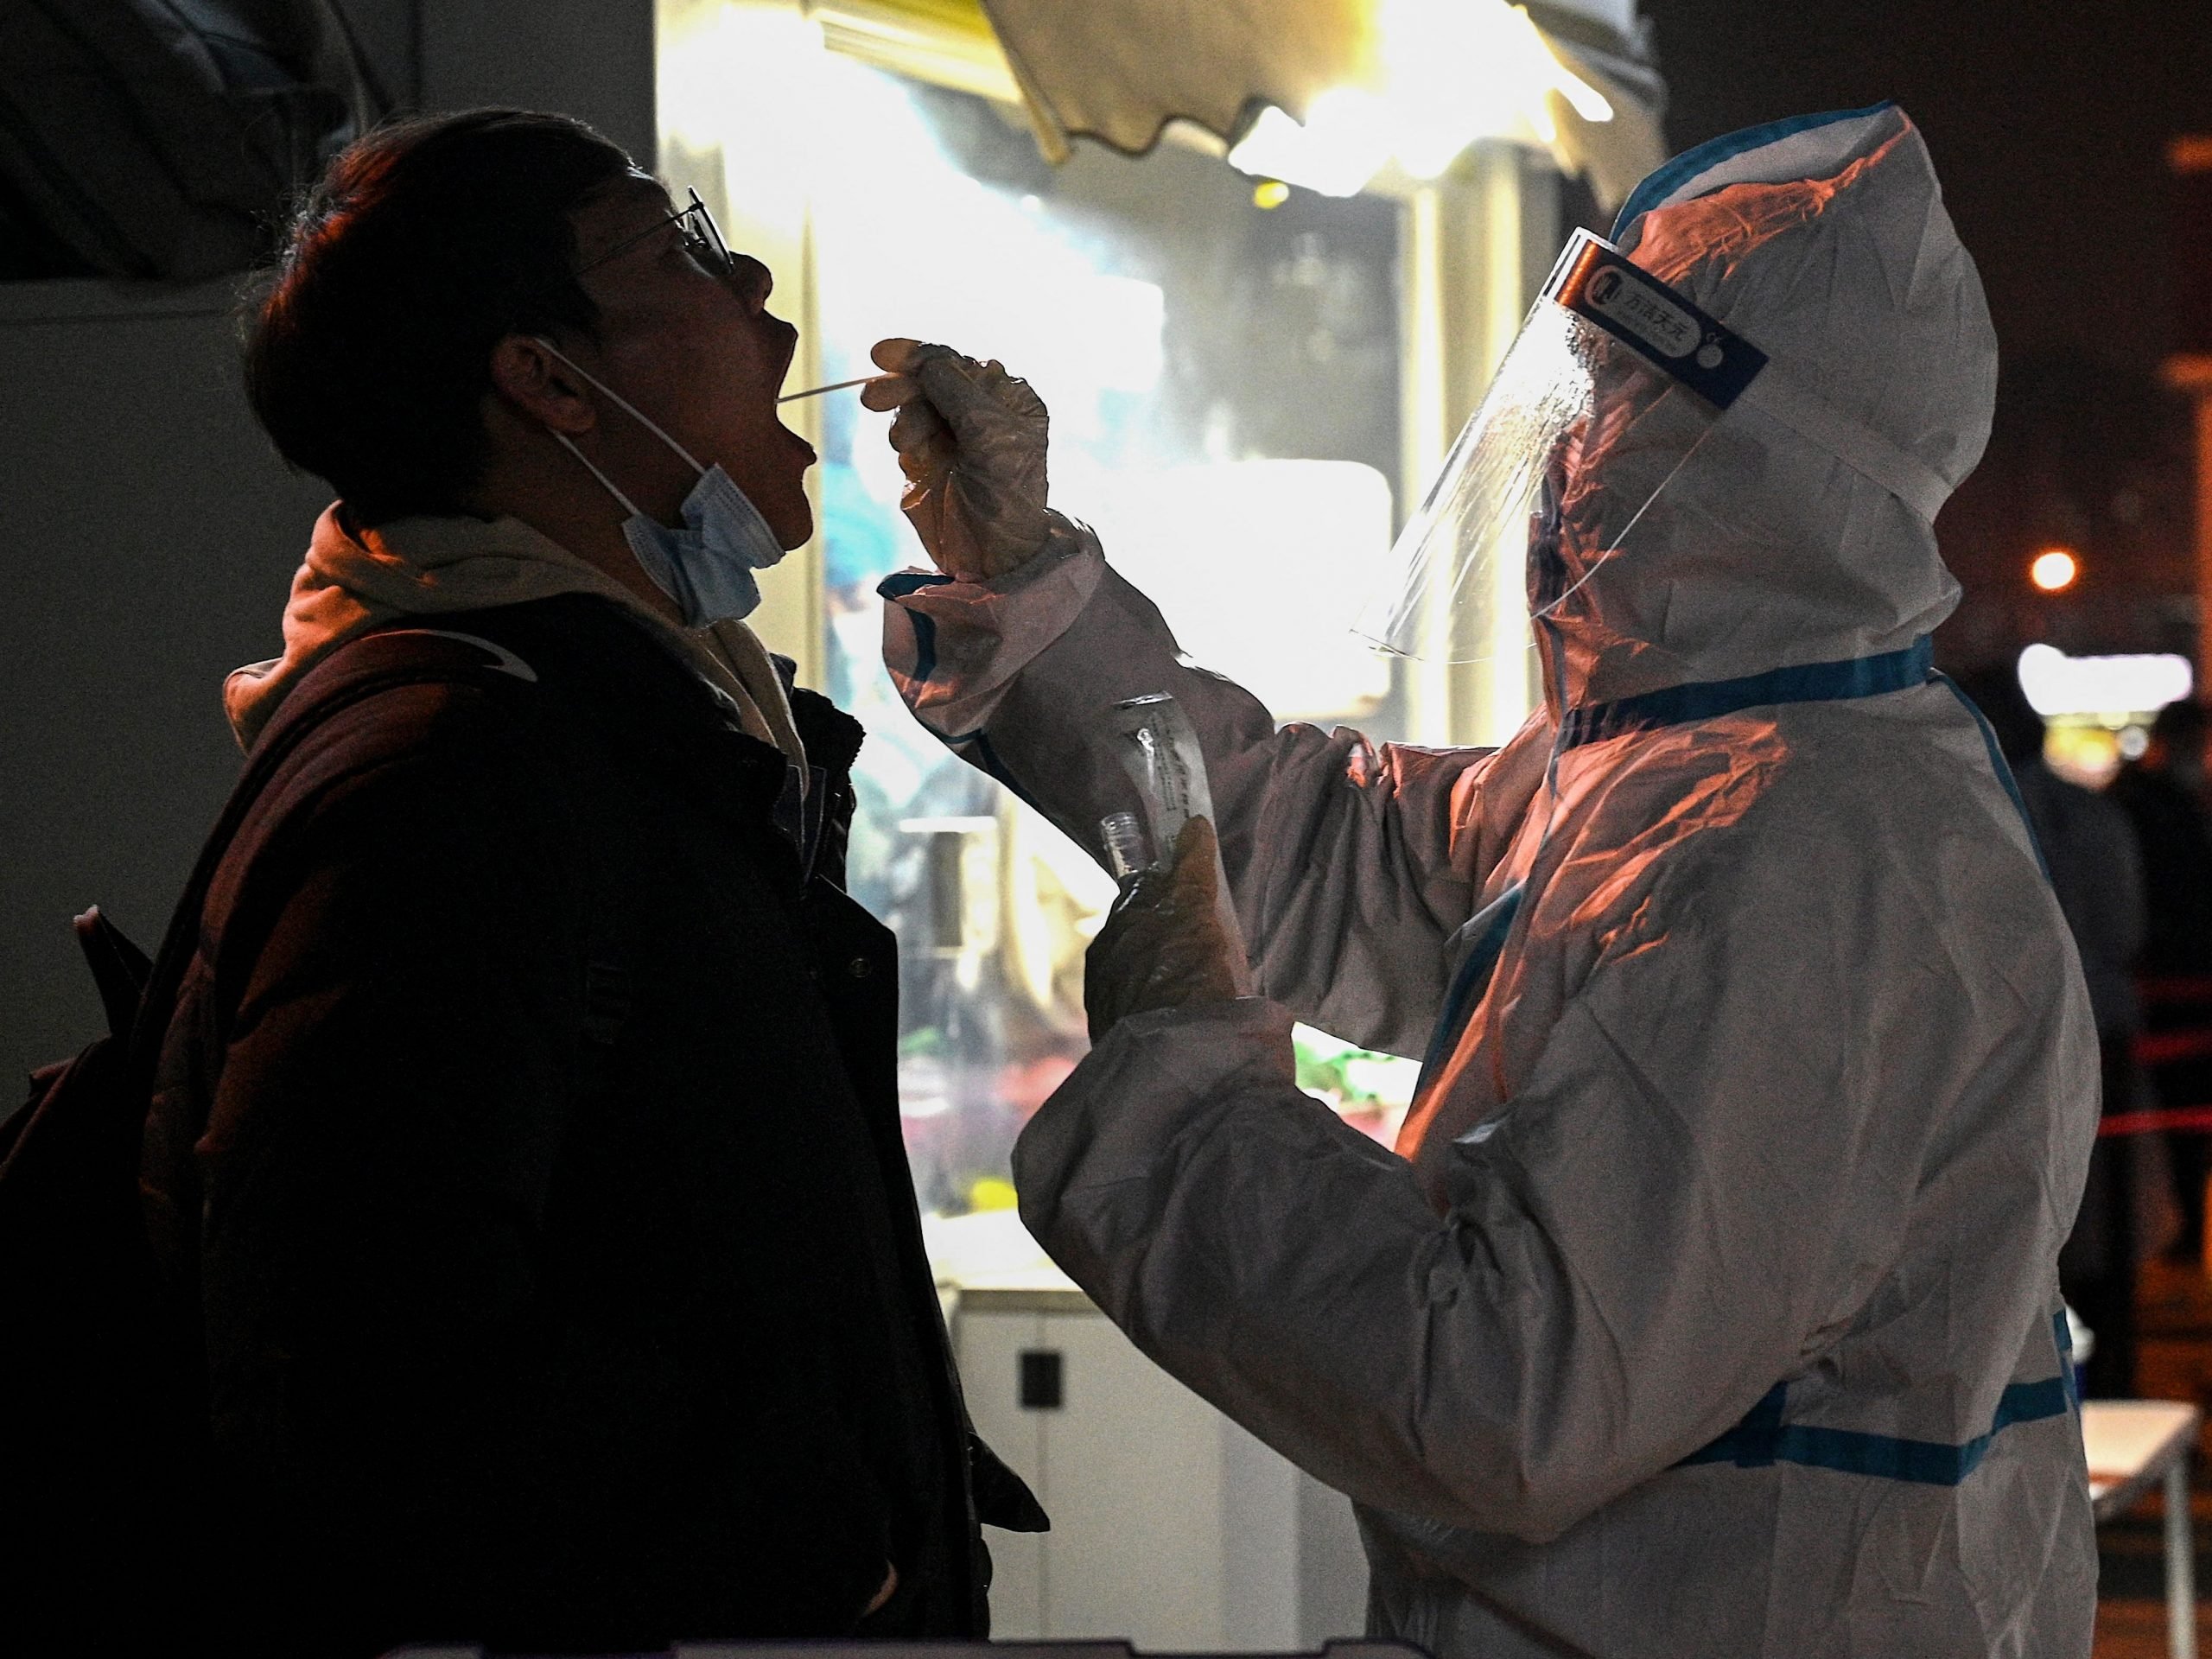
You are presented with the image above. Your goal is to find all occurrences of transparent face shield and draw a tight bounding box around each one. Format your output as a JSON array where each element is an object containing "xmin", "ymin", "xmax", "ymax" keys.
[{"xmin": 1353, "ymin": 230, "xmax": 1768, "ymax": 663}]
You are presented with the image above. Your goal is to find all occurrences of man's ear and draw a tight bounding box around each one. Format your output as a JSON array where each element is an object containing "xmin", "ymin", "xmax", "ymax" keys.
[{"xmin": 486, "ymin": 334, "xmax": 597, "ymax": 435}]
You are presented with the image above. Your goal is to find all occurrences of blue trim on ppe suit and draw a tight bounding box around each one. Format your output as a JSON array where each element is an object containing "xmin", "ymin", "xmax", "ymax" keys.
[
  {"xmin": 1557, "ymin": 637, "xmax": 1933, "ymax": 752},
  {"xmin": 1427, "ymin": 636, "xmax": 1939, "ymax": 1089},
  {"xmin": 1611, "ymin": 101, "xmax": 1899, "ymax": 237},
  {"xmin": 1680, "ymin": 1313, "xmax": 2077, "ymax": 1484},
  {"xmin": 879, "ymin": 569, "xmax": 955, "ymax": 686},
  {"xmin": 1425, "ymin": 639, "xmax": 2072, "ymax": 1485}
]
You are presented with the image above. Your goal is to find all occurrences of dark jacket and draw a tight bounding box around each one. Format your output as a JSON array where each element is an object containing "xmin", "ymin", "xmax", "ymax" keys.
[
  {"xmin": 2013, "ymin": 760, "xmax": 2144, "ymax": 1036},
  {"xmin": 2107, "ymin": 760, "xmax": 2212, "ymax": 977},
  {"xmin": 141, "ymin": 593, "xmax": 1039, "ymax": 1656}
]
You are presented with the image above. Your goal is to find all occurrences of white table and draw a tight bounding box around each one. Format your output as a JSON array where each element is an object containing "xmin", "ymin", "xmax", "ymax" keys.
[{"xmin": 2086, "ymin": 1400, "xmax": 2203, "ymax": 1658}]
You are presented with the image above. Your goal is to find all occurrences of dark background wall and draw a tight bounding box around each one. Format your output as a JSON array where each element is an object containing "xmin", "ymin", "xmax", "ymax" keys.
[
  {"xmin": 0, "ymin": 0, "xmax": 654, "ymax": 1080},
  {"xmin": 0, "ymin": 284, "xmax": 330, "ymax": 1067}
]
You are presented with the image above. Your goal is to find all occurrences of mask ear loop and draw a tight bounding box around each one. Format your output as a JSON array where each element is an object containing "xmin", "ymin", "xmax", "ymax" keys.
[
  {"xmin": 530, "ymin": 336, "xmax": 710, "ymax": 509},
  {"xmin": 550, "ymin": 429, "xmax": 650, "ymax": 522}
]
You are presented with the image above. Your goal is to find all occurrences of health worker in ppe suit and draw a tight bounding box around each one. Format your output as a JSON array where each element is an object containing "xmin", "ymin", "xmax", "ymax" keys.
[{"xmin": 868, "ymin": 105, "xmax": 2097, "ymax": 1658}]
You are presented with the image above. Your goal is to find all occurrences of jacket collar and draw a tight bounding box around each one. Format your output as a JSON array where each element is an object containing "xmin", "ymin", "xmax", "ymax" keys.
[{"xmin": 413, "ymin": 594, "xmax": 801, "ymax": 845}]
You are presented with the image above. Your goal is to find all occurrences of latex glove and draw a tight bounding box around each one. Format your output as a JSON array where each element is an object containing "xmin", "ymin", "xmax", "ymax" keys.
[
  {"xmin": 1085, "ymin": 817, "xmax": 1243, "ymax": 1042},
  {"xmin": 861, "ymin": 338, "xmax": 1049, "ymax": 580}
]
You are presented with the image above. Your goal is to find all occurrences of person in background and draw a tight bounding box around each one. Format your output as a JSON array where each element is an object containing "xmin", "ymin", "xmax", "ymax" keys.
[
  {"xmin": 1958, "ymin": 664, "xmax": 2145, "ymax": 1395},
  {"xmin": 2108, "ymin": 696, "xmax": 2212, "ymax": 1267},
  {"xmin": 138, "ymin": 109, "xmax": 1039, "ymax": 1658}
]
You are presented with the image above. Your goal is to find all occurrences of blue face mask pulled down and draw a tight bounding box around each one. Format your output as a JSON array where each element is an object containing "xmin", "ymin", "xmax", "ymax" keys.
[{"xmin": 534, "ymin": 339, "xmax": 785, "ymax": 626}]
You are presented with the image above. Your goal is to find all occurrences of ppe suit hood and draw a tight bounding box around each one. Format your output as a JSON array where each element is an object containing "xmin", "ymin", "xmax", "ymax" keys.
[
  {"xmin": 1546, "ymin": 103, "xmax": 1994, "ymax": 709},
  {"xmin": 226, "ymin": 506, "xmax": 804, "ymax": 766}
]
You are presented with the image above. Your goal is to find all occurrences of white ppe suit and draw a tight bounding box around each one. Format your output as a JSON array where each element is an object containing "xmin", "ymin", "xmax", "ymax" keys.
[{"xmin": 883, "ymin": 105, "xmax": 2097, "ymax": 1658}]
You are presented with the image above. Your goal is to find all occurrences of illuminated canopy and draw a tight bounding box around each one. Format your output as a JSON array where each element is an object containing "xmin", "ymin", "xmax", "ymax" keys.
[
  {"xmin": 987, "ymin": 0, "xmax": 1664, "ymax": 204},
  {"xmin": 820, "ymin": 0, "xmax": 1666, "ymax": 207}
]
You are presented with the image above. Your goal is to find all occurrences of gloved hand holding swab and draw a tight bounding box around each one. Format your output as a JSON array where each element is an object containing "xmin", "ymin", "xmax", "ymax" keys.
[{"xmin": 861, "ymin": 337, "xmax": 1049, "ymax": 579}]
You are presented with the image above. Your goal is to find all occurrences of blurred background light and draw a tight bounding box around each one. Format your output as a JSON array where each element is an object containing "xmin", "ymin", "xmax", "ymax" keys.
[
  {"xmin": 2028, "ymin": 547, "xmax": 2080, "ymax": 592},
  {"xmin": 2016, "ymin": 642, "xmax": 2193, "ymax": 717}
]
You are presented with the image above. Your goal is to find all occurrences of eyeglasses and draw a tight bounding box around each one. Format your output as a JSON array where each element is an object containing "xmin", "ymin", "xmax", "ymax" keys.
[{"xmin": 576, "ymin": 186, "xmax": 736, "ymax": 285}]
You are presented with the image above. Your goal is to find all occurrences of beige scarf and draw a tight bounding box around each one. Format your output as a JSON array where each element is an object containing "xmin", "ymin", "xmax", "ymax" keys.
[{"xmin": 226, "ymin": 507, "xmax": 806, "ymax": 773}]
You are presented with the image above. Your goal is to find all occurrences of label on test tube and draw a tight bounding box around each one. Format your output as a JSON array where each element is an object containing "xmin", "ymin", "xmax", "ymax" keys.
[{"xmin": 1109, "ymin": 693, "xmax": 1215, "ymax": 851}]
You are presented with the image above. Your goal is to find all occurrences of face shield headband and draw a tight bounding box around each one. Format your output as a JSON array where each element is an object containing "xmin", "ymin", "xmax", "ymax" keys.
[{"xmin": 1352, "ymin": 230, "xmax": 1766, "ymax": 664}]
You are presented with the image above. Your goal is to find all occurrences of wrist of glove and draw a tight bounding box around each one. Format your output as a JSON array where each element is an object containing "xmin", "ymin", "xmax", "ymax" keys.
[
  {"xmin": 1084, "ymin": 817, "xmax": 1244, "ymax": 1042},
  {"xmin": 863, "ymin": 338, "xmax": 1051, "ymax": 581}
]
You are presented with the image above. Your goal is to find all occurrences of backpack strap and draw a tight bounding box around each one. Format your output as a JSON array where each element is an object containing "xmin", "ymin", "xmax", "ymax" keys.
[{"xmin": 121, "ymin": 629, "xmax": 541, "ymax": 1081}]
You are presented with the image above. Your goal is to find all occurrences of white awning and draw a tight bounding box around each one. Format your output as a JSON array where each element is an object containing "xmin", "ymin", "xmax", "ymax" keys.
[{"xmin": 976, "ymin": 0, "xmax": 1666, "ymax": 207}]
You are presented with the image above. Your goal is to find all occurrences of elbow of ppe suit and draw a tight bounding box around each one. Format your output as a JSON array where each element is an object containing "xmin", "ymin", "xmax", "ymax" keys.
[
  {"xmin": 1457, "ymin": 1417, "xmax": 1679, "ymax": 1547},
  {"xmin": 1362, "ymin": 1459, "xmax": 1616, "ymax": 1553},
  {"xmin": 1014, "ymin": 1001, "xmax": 1676, "ymax": 1548},
  {"xmin": 1386, "ymin": 1222, "xmax": 1680, "ymax": 1546}
]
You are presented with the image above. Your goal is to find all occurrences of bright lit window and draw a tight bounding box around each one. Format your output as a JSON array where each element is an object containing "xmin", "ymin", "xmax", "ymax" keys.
[
  {"xmin": 791, "ymin": 61, "xmax": 1414, "ymax": 1214},
  {"xmin": 660, "ymin": 8, "xmax": 1552, "ymax": 1217}
]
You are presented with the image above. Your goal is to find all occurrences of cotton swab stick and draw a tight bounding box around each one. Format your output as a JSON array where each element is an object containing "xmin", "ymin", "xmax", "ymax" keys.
[{"xmin": 777, "ymin": 375, "xmax": 881, "ymax": 404}]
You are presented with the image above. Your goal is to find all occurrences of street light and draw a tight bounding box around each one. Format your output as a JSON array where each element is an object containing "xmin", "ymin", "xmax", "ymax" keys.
[{"xmin": 2030, "ymin": 548, "xmax": 2080, "ymax": 592}]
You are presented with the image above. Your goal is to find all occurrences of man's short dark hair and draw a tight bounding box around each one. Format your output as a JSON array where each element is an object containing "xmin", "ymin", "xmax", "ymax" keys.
[{"xmin": 245, "ymin": 109, "xmax": 634, "ymax": 524}]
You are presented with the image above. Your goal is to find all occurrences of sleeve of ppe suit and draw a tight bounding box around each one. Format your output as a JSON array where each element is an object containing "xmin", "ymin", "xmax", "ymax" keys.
[
  {"xmin": 883, "ymin": 518, "xmax": 1544, "ymax": 1058},
  {"xmin": 1013, "ymin": 808, "xmax": 2067, "ymax": 1543}
]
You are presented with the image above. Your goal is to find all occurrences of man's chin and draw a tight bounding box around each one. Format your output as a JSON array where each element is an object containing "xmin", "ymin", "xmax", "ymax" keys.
[
  {"xmin": 772, "ymin": 505, "xmax": 815, "ymax": 551},
  {"xmin": 784, "ymin": 422, "xmax": 817, "ymax": 462}
]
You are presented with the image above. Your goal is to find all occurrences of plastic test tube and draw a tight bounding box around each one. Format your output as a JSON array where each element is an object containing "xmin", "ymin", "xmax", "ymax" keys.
[{"xmin": 1099, "ymin": 810, "xmax": 1150, "ymax": 880}]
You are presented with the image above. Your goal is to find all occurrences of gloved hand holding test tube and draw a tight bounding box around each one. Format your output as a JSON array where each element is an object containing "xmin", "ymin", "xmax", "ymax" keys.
[{"xmin": 1082, "ymin": 694, "xmax": 1253, "ymax": 1039}]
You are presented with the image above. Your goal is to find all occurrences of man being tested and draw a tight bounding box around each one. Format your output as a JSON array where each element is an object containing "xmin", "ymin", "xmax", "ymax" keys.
[
  {"xmin": 142, "ymin": 110, "xmax": 1039, "ymax": 1656},
  {"xmin": 869, "ymin": 105, "xmax": 2096, "ymax": 1656}
]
